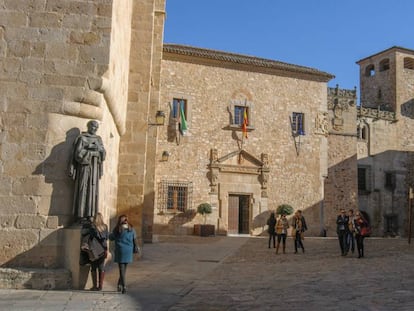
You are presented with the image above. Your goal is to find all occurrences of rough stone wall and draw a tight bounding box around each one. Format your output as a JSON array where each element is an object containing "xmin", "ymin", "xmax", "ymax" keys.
[
  {"xmin": 0, "ymin": 0, "xmax": 132, "ymax": 268},
  {"xmin": 156, "ymin": 57, "xmax": 330, "ymax": 237},
  {"xmin": 324, "ymin": 86, "xmax": 358, "ymax": 236},
  {"xmin": 116, "ymin": 0, "xmax": 166, "ymax": 242},
  {"xmin": 359, "ymin": 50, "xmax": 396, "ymax": 111}
]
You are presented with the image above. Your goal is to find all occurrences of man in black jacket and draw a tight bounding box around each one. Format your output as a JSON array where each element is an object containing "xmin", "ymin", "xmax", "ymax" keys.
[{"xmin": 336, "ymin": 209, "xmax": 349, "ymax": 256}]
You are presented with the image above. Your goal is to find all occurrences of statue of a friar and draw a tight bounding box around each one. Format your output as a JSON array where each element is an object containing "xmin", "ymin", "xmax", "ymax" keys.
[{"xmin": 69, "ymin": 120, "xmax": 106, "ymax": 222}]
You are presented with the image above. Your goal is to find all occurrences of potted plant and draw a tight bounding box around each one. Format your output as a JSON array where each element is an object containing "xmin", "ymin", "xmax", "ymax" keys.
[{"xmin": 194, "ymin": 203, "xmax": 215, "ymax": 236}]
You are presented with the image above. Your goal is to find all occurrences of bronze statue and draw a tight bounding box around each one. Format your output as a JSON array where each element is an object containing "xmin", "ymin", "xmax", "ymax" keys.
[{"xmin": 69, "ymin": 120, "xmax": 106, "ymax": 222}]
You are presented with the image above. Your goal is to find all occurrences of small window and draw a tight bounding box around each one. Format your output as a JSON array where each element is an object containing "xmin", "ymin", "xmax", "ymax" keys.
[
  {"xmin": 365, "ymin": 64, "xmax": 375, "ymax": 77},
  {"xmin": 404, "ymin": 57, "xmax": 414, "ymax": 70},
  {"xmin": 172, "ymin": 98, "xmax": 187, "ymax": 119},
  {"xmin": 234, "ymin": 105, "xmax": 248, "ymax": 126},
  {"xmin": 228, "ymin": 99, "xmax": 254, "ymax": 131},
  {"xmin": 379, "ymin": 59, "xmax": 390, "ymax": 72},
  {"xmin": 291, "ymin": 112, "xmax": 305, "ymax": 135},
  {"xmin": 158, "ymin": 180, "xmax": 193, "ymax": 213},
  {"xmin": 358, "ymin": 166, "xmax": 371, "ymax": 193},
  {"xmin": 385, "ymin": 172, "xmax": 396, "ymax": 190},
  {"xmin": 357, "ymin": 124, "xmax": 368, "ymax": 140},
  {"xmin": 172, "ymin": 98, "xmax": 188, "ymax": 135}
]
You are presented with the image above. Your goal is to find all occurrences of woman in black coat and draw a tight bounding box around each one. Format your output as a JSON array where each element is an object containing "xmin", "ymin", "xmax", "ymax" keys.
[{"xmin": 266, "ymin": 212, "xmax": 277, "ymax": 248}]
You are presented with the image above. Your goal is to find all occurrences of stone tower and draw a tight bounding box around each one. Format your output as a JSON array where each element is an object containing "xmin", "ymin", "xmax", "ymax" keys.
[{"xmin": 356, "ymin": 47, "xmax": 414, "ymax": 236}]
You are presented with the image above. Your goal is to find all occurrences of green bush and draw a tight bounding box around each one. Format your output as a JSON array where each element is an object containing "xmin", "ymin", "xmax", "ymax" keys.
[
  {"xmin": 197, "ymin": 203, "xmax": 212, "ymax": 224},
  {"xmin": 276, "ymin": 204, "xmax": 294, "ymax": 215}
]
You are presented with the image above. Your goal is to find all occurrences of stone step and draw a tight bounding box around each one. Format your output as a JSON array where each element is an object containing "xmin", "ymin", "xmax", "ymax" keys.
[{"xmin": 0, "ymin": 268, "xmax": 71, "ymax": 290}]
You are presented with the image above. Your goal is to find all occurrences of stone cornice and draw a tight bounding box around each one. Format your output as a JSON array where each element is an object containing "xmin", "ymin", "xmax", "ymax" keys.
[
  {"xmin": 358, "ymin": 106, "xmax": 397, "ymax": 122},
  {"xmin": 163, "ymin": 44, "xmax": 334, "ymax": 82}
]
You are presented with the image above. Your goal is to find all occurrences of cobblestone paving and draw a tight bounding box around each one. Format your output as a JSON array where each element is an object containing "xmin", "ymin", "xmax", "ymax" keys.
[
  {"xmin": 0, "ymin": 236, "xmax": 413, "ymax": 311},
  {"xmin": 166, "ymin": 237, "xmax": 414, "ymax": 311}
]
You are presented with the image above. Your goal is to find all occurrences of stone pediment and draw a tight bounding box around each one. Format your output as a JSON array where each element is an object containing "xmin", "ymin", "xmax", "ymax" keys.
[
  {"xmin": 217, "ymin": 150, "xmax": 261, "ymax": 168},
  {"xmin": 208, "ymin": 148, "xmax": 270, "ymax": 196},
  {"xmin": 209, "ymin": 149, "xmax": 268, "ymax": 175}
]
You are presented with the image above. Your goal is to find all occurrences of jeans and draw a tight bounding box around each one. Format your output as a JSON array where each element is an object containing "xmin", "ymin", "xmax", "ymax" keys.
[{"xmin": 338, "ymin": 230, "xmax": 349, "ymax": 255}]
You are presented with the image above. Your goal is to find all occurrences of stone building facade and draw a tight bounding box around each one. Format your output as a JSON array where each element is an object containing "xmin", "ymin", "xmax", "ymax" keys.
[{"xmin": 153, "ymin": 44, "xmax": 333, "ymax": 238}]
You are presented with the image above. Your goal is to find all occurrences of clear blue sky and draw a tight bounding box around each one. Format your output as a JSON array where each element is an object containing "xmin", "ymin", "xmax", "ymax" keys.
[{"xmin": 164, "ymin": 0, "xmax": 414, "ymax": 95}]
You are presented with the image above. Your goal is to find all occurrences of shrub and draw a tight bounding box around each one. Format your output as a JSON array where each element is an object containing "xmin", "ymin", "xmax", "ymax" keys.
[
  {"xmin": 276, "ymin": 204, "xmax": 294, "ymax": 215},
  {"xmin": 197, "ymin": 203, "xmax": 212, "ymax": 224}
]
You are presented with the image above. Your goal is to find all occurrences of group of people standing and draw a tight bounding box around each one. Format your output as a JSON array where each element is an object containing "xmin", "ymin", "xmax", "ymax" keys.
[
  {"xmin": 267, "ymin": 208, "xmax": 370, "ymax": 258},
  {"xmin": 267, "ymin": 210, "xmax": 307, "ymax": 254},
  {"xmin": 81, "ymin": 213, "xmax": 138, "ymax": 293},
  {"xmin": 336, "ymin": 208, "xmax": 370, "ymax": 258}
]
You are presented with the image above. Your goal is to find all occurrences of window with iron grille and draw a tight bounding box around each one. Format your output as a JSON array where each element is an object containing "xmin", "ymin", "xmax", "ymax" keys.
[{"xmin": 158, "ymin": 180, "xmax": 193, "ymax": 213}]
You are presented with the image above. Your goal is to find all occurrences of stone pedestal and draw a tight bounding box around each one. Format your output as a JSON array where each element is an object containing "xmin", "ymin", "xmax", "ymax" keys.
[{"xmin": 63, "ymin": 227, "xmax": 90, "ymax": 289}]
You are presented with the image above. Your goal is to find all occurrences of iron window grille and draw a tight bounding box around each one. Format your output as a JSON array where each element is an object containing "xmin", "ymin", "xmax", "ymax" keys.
[{"xmin": 158, "ymin": 180, "xmax": 193, "ymax": 213}]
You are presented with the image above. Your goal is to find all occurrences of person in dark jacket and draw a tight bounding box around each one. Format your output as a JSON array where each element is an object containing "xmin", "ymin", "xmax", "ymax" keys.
[
  {"xmin": 109, "ymin": 214, "xmax": 137, "ymax": 294},
  {"xmin": 336, "ymin": 209, "xmax": 350, "ymax": 256},
  {"xmin": 266, "ymin": 212, "xmax": 276, "ymax": 248},
  {"xmin": 354, "ymin": 211, "xmax": 369, "ymax": 258},
  {"xmin": 292, "ymin": 210, "xmax": 307, "ymax": 253}
]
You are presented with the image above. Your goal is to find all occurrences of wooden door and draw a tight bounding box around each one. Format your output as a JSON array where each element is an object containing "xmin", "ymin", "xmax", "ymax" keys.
[
  {"xmin": 239, "ymin": 195, "xmax": 250, "ymax": 234},
  {"xmin": 228, "ymin": 195, "xmax": 239, "ymax": 234}
]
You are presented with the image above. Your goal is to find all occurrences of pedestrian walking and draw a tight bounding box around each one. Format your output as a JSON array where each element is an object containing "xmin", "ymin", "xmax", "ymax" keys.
[
  {"xmin": 336, "ymin": 208, "xmax": 349, "ymax": 256},
  {"xmin": 109, "ymin": 215, "xmax": 138, "ymax": 294},
  {"xmin": 275, "ymin": 213, "xmax": 289, "ymax": 254},
  {"xmin": 266, "ymin": 212, "xmax": 276, "ymax": 249},
  {"xmin": 354, "ymin": 211, "xmax": 369, "ymax": 258}
]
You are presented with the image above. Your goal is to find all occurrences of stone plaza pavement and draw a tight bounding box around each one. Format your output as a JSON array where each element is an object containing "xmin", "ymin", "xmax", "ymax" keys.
[{"xmin": 0, "ymin": 235, "xmax": 413, "ymax": 311}]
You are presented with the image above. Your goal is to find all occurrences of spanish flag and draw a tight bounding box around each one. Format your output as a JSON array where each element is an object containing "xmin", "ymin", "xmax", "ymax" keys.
[{"xmin": 242, "ymin": 108, "xmax": 248, "ymax": 139}]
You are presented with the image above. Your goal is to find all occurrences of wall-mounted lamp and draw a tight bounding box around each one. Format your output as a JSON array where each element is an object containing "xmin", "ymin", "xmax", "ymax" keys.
[
  {"xmin": 148, "ymin": 110, "xmax": 166, "ymax": 126},
  {"xmin": 161, "ymin": 151, "xmax": 170, "ymax": 162}
]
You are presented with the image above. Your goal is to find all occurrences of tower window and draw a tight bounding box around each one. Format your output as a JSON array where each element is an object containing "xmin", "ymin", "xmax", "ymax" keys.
[
  {"xmin": 404, "ymin": 57, "xmax": 414, "ymax": 70},
  {"xmin": 357, "ymin": 125, "xmax": 368, "ymax": 141},
  {"xmin": 365, "ymin": 64, "xmax": 375, "ymax": 77},
  {"xmin": 379, "ymin": 59, "xmax": 390, "ymax": 71}
]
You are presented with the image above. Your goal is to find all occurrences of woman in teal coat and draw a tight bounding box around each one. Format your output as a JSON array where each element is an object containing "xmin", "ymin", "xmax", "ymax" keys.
[{"xmin": 109, "ymin": 214, "xmax": 137, "ymax": 294}]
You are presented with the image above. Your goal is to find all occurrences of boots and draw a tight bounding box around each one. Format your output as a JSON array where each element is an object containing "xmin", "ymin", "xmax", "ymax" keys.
[
  {"xmin": 90, "ymin": 270, "xmax": 98, "ymax": 291},
  {"xmin": 283, "ymin": 244, "xmax": 286, "ymax": 254},
  {"xmin": 98, "ymin": 271, "xmax": 105, "ymax": 291},
  {"xmin": 275, "ymin": 243, "xmax": 280, "ymax": 254}
]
